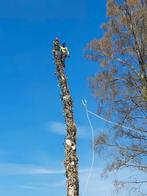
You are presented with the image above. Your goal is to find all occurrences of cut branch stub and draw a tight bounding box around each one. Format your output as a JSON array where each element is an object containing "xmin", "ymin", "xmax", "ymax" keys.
[{"xmin": 52, "ymin": 38, "xmax": 79, "ymax": 196}]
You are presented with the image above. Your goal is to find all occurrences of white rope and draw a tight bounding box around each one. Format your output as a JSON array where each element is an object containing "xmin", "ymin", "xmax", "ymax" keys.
[
  {"xmin": 81, "ymin": 99, "xmax": 139, "ymax": 196},
  {"xmin": 81, "ymin": 99, "xmax": 95, "ymax": 196},
  {"xmin": 87, "ymin": 110, "xmax": 138, "ymax": 132}
]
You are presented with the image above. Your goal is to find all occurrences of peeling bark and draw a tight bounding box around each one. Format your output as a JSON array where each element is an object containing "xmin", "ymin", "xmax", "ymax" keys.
[{"xmin": 52, "ymin": 39, "xmax": 79, "ymax": 196}]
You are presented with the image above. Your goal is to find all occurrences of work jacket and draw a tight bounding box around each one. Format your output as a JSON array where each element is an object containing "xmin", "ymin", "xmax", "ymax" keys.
[{"xmin": 60, "ymin": 46, "xmax": 69, "ymax": 56}]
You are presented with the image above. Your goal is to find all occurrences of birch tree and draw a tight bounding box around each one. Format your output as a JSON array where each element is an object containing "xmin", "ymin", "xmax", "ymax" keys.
[{"xmin": 85, "ymin": 0, "xmax": 147, "ymax": 194}]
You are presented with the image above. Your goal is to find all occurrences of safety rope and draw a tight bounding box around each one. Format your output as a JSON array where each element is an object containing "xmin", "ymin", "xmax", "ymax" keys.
[
  {"xmin": 81, "ymin": 99, "xmax": 95, "ymax": 196},
  {"xmin": 81, "ymin": 99, "xmax": 139, "ymax": 196},
  {"xmin": 87, "ymin": 110, "xmax": 138, "ymax": 132}
]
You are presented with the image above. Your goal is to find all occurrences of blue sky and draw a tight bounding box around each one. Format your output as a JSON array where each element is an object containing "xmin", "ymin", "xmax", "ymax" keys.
[{"xmin": 0, "ymin": 0, "xmax": 133, "ymax": 196}]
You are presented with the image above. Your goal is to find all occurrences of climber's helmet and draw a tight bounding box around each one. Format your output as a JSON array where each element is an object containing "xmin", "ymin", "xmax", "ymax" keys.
[{"xmin": 62, "ymin": 42, "xmax": 66, "ymax": 47}]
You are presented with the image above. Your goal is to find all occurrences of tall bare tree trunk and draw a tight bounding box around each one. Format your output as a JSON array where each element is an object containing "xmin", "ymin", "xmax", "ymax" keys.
[{"xmin": 52, "ymin": 38, "xmax": 79, "ymax": 196}]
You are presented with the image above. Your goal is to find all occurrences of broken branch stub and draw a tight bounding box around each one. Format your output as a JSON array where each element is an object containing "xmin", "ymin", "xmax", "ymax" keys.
[{"xmin": 52, "ymin": 38, "xmax": 79, "ymax": 196}]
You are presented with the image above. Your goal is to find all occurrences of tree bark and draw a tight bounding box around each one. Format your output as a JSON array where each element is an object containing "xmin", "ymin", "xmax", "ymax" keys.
[{"xmin": 52, "ymin": 39, "xmax": 79, "ymax": 196}]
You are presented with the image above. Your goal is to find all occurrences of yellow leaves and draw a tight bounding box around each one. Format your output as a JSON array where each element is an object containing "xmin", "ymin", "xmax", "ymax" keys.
[
  {"xmin": 134, "ymin": 9, "xmax": 142, "ymax": 17},
  {"xmin": 142, "ymin": 86, "xmax": 147, "ymax": 101},
  {"xmin": 99, "ymin": 39, "xmax": 113, "ymax": 58},
  {"xmin": 127, "ymin": 0, "xmax": 139, "ymax": 6},
  {"xmin": 85, "ymin": 39, "xmax": 100, "ymax": 51},
  {"xmin": 107, "ymin": 0, "xmax": 120, "ymax": 16},
  {"xmin": 85, "ymin": 25, "xmax": 114, "ymax": 63},
  {"xmin": 120, "ymin": 16, "xmax": 129, "ymax": 25},
  {"xmin": 99, "ymin": 38, "xmax": 108, "ymax": 49}
]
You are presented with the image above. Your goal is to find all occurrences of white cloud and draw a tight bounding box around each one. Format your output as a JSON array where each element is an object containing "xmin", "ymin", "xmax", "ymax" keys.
[
  {"xmin": 13, "ymin": 168, "xmax": 128, "ymax": 196},
  {"xmin": 48, "ymin": 121, "xmax": 91, "ymax": 139},
  {"xmin": 1, "ymin": 162, "xmax": 143, "ymax": 196},
  {"xmin": 18, "ymin": 180, "xmax": 66, "ymax": 190},
  {"xmin": 0, "ymin": 163, "xmax": 64, "ymax": 176},
  {"xmin": 49, "ymin": 121, "xmax": 66, "ymax": 135},
  {"xmin": 77, "ymin": 125, "xmax": 91, "ymax": 138},
  {"xmin": 0, "ymin": 162, "xmax": 92, "ymax": 176},
  {"xmin": 17, "ymin": 185, "xmax": 43, "ymax": 190}
]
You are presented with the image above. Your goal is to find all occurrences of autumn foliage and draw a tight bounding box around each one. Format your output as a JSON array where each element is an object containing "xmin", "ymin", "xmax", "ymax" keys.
[{"xmin": 85, "ymin": 0, "xmax": 147, "ymax": 194}]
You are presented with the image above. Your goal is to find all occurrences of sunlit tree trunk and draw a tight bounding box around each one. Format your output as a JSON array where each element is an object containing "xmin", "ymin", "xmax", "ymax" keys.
[{"xmin": 52, "ymin": 39, "xmax": 79, "ymax": 196}]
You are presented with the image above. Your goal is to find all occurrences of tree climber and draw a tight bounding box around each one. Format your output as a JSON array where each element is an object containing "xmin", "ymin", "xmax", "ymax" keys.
[{"xmin": 60, "ymin": 43, "xmax": 70, "ymax": 65}]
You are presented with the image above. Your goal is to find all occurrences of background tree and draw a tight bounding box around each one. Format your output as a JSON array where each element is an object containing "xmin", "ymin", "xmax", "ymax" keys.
[{"xmin": 85, "ymin": 0, "xmax": 147, "ymax": 194}]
